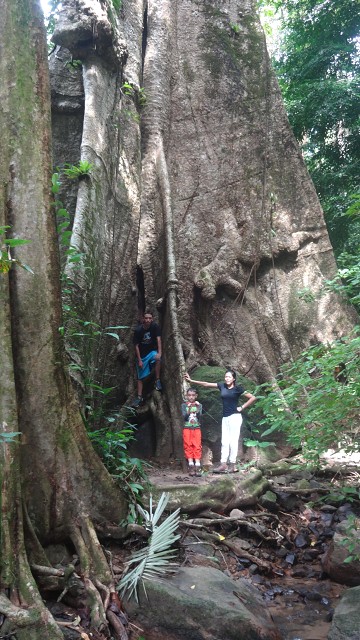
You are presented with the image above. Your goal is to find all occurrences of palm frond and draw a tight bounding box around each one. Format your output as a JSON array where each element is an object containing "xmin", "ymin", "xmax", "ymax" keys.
[
  {"xmin": 136, "ymin": 491, "xmax": 170, "ymax": 531},
  {"xmin": 118, "ymin": 493, "xmax": 180, "ymax": 602}
]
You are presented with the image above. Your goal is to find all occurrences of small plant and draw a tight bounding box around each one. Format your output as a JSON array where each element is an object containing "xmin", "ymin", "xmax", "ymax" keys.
[
  {"xmin": 124, "ymin": 109, "xmax": 140, "ymax": 124},
  {"xmin": 339, "ymin": 514, "xmax": 360, "ymax": 564},
  {"xmin": 0, "ymin": 225, "xmax": 33, "ymax": 275},
  {"xmin": 243, "ymin": 437, "xmax": 275, "ymax": 466},
  {"xmin": 230, "ymin": 22, "xmax": 241, "ymax": 34},
  {"xmin": 138, "ymin": 87, "xmax": 147, "ymax": 107},
  {"xmin": 117, "ymin": 493, "xmax": 180, "ymax": 602},
  {"xmin": 66, "ymin": 58, "xmax": 82, "ymax": 70},
  {"xmin": 121, "ymin": 82, "xmax": 147, "ymax": 108},
  {"xmin": 63, "ymin": 160, "xmax": 93, "ymax": 179},
  {"xmin": 121, "ymin": 81, "xmax": 134, "ymax": 97},
  {"xmin": 308, "ymin": 486, "xmax": 360, "ymax": 509},
  {"xmin": 297, "ymin": 287, "xmax": 316, "ymax": 303}
]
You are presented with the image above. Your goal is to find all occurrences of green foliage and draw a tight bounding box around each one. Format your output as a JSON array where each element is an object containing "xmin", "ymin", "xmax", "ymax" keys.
[
  {"xmin": 325, "ymin": 252, "xmax": 360, "ymax": 313},
  {"xmin": 88, "ymin": 425, "xmax": 149, "ymax": 501},
  {"xmin": 111, "ymin": 0, "xmax": 122, "ymax": 10},
  {"xmin": 243, "ymin": 438, "xmax": 274, "ymax": 449},
  {"xmin": 296, "ymin": 287, "xmax": 316, "ymax": 303},
  {"xmin": 255, "ymin": 330, "xmax": 360, "ymax": 463},
  {"xmin": 0, "ymin": 225, "xmax": 33, "ymax": 275},
  {"xmin": 230, "ymin": 22, "xmax": 241, "ymax": 35},
  {"xmin": 261, "ymin": 0, "xmax": 360, "ymax": 257},
  {"xmin": 344, "ymin": 193, "xmax": 360, "ymax": 219},
  {"xmin": 63, "ymin": 161, "xmax": 93, "ymax": 179},
  {"xmin": 308, "ymin": 486, "xmax": 360, "ymax": 510},
  {"xmin": 138, "ymin": 87, "xmax": 147, "ymax": 107},
  {"xmin": 117, "ymin": 493, "xmax": 180, "ymax": 602},
  {"xmin": 121, "ymin": 82, "xmax": 147, "ymax": 107},
  {"xmin": 66, "ymin": 59, "xmax": 83, "ymax": 71},
  {"xmin": 339, "ymin": 515, "xmax": 360, "ymax": 563}
]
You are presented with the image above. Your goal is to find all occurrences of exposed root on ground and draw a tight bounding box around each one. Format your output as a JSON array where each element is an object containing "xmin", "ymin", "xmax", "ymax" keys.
[{"xmin": 0, "ymin": 510, "xmax": 133, "ymax": 640}]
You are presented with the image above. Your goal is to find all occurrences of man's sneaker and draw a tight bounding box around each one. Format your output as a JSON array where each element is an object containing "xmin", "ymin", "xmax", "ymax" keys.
[
  {"xmin": 155, "ymin": 379, "xmax": 162, "ymax": 391},
  {"xmin": 188, "ymin": 465, "xmax": 195, "ymax": 477},
  {"xmin": 132, "ymin": 396, "xmax": 143, "ymax": 408},
  {"xmin": 228, "ymin": 463, "xmax": 239, "ymax": 473},
  {"xmin": 195, "ymin": 466, "xmax": 202, "ymax": 477}
]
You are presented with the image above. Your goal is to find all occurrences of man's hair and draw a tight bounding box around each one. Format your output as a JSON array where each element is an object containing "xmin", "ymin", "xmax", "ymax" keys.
[
  {"xmin": 187, "ymin": 387, "xmax": 197, "ymax": 394},
  {"xmin": 144, "ymin": 308, "xmax": 154, "ymax": 317}
]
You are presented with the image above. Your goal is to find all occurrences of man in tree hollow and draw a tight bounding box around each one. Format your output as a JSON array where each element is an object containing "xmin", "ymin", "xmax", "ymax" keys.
[{"xmin": 132, "ymin": 309, "xmax": 162, "ymax": 407}]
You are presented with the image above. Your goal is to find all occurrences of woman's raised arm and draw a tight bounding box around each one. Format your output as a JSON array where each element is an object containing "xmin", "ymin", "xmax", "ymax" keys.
[{"xmin": 184, "ymin": 372, "xmax": 218, "ymax": 389}]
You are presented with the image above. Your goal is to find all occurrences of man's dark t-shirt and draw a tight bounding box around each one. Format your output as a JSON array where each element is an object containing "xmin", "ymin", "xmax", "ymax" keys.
[
  {"xmin": 133, "ymin": 322, "xmax": 161, "ymax": 358},
  {"xmin": 217, "ymin": 382, "xmax": 244, "ymax": 417}
]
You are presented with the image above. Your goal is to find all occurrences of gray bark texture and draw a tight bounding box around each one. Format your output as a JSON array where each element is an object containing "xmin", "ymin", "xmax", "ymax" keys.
[{"xmin": 50, "ymin": 0, "xmax": 356, "ymax": 458}]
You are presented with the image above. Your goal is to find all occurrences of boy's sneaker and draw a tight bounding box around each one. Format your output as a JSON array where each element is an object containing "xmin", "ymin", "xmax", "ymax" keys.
[
  {"xmin": 155, "ymin": 379, "xmax": 162, "ymax": 391},
  {"xmin": 228, "ymin": 463, "xmax": 239, "ymax": 473},
  {"xmin": 188, "ymin": 465, "xmax": 195, "ymax": 477},
  {"xmin": 132, "ymin": 396, "xmax": 143, "ymax": 408},
  {"xmin": 195, "ymin": 467, "xmax": 202, "ymax": 477}
]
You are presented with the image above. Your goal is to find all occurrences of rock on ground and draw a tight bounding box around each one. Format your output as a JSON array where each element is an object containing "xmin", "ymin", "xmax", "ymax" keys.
[
  {"xmin": 328, "ymin": 585, "xmax": 360, "ymax": 640},
  {"xmin": 126, "ymin": 566, "xmax": 282, "ymax": 640}
]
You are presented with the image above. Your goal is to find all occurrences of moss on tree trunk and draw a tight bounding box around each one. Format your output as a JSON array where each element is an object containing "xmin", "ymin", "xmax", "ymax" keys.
[{"xmin": 0, "ymin": 1, "xmax": 128, "ymax": 637}]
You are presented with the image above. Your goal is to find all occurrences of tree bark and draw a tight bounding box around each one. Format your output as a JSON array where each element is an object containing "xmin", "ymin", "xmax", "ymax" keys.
[
  {"xmin": 48, "ymin": 0, "xmax": 356, "ymax": 462},
  {"xmin": 0, "ymin": 1, "xmax": 127, "ymax": 636}
]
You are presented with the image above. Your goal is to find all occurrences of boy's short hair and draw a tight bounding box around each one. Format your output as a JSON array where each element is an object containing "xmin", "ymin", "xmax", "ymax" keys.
[{"xmin": 187, "ymin": 387, "xmax": 197, "ymax": 394}]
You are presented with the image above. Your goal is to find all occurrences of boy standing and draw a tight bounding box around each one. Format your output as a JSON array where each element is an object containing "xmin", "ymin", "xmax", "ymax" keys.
[
  {"xmin": 182, "ymin": 388, "xmax": 202, "ymax": 476},
  {"xmin": 132, "ymin": 310, "xmax": 162, "ymax": 408}
]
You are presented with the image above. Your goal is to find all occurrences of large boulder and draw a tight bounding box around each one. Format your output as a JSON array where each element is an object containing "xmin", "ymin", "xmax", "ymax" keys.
[
  {"xmin": 322, "ymin": 518, "xmax": 360, "ymax": 586},
  {"xmin": 328, "ymin": 586, "xmax": 360, "ymax": 640},
  {"xmin": 126, "ymin": 566, "xmax": 282, "ymax": 639}
]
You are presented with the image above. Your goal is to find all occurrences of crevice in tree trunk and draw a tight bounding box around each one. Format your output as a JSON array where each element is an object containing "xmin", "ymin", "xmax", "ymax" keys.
[
  {"xmin": 136, "ymin": 264, "xmax": 146, "ymax": 315},
  {"xmin": 141, "ymin": 3, "xmax": 148, "ymax": 85}
]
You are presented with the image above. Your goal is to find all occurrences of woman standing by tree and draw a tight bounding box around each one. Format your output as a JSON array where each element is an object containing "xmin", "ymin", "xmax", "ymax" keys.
[{"xmin": 184, "ymin": 370, "xmax": 256, "ymax": 473}]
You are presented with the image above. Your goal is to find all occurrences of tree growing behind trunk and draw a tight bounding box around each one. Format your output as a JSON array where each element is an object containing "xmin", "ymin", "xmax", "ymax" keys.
[
  {"xmin": 49, "ymin": 0, "xmax": 357, "ymax": 461},
  {"xmin": 0, "ymin": 1, "xmax": 127, "ymax": 637}
]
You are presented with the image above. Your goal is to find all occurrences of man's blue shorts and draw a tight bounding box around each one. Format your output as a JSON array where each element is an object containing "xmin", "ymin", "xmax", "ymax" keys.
[{"xmin": 136, "ymin": 350, "xmax": 159, "ymax": 380}]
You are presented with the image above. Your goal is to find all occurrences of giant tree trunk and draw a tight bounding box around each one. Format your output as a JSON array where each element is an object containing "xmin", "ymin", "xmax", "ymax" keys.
[
  {"xmin": 50, "ymin": 0, "xmax": 356, "ymax": 460},
  {"xmin": 0, "ymin": 1, "xmax": 127, "ymax": 637}
]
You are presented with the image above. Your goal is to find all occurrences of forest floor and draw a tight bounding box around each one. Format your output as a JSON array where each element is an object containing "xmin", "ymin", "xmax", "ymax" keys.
[
  {"xmin": 129, "ymin": 458, "xmax": 358, "ymax": 640},
  {"xmin": 51, "ymin": 458, "xmax": 360, "ymax": 640}
]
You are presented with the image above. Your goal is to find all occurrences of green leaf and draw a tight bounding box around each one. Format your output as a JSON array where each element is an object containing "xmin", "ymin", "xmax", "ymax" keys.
[
  {"xmin": 20, "ymin": 263, "xmax": 34, "ymax": 275},
  {"xmin": 0, "ymin": 432, "xmax": 21, "ymax": 441},
  {"xmin": 4, "ymin": 238, "xmax": 31, "ymax": 247}
]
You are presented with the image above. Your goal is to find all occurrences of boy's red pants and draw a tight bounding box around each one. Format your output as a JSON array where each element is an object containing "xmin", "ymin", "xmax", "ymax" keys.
[{"xmin": 183, "ymin": 428, "xmax": 202, "ymax": 460}]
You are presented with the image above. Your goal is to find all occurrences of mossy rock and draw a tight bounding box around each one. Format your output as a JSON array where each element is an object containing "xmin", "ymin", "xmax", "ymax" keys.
[{"xmin": 148, "ymin": 469, "xmax": 269, "ymax": 513}]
